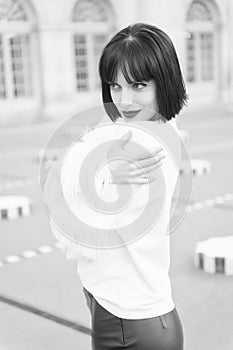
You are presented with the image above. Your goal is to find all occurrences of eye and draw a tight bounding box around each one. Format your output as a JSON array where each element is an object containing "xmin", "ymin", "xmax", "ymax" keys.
[
  {"xmin": 109, "ymin": 83, "xmax": 121, "ymax": 91},
  {"xmin": 132, "ymin": 82, "xmax": 147, "ymax": 90}
]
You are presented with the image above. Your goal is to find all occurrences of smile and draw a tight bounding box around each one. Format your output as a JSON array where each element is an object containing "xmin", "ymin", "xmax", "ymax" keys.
[{"xmin": 122, "ymin": 109, "xmax": 142, "ymax": 118}]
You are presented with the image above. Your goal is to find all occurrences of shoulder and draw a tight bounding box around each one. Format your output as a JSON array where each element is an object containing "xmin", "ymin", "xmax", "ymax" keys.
[{"xmin": 167, "ymin": 118, "xmax": 179, "ymax": 132}]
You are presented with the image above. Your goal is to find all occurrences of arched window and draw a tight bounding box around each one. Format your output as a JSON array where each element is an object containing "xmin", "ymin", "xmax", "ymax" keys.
[
  {"xmin": 72, "ymin": 0, "xmax": 114, "ymax": 92},
  {"xmin": 187, "ymin": 0, "xmax": 213, "ymax": 22},
  {"xmin": 0, "ymin": 0, "xmax": 35, "ymax": 100},
  {"xmin": 185, "ymin": 0, "xmax": 219, "ymax": 83},
  {"xmin": 73, "ymin": 0, "xmax": 108, "ymax": 22}
]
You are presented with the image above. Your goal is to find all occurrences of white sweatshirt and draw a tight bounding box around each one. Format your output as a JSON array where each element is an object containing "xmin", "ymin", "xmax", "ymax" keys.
[{"xmin": 45, "ymin": 116, "xmax": 181, "ymax": 319}]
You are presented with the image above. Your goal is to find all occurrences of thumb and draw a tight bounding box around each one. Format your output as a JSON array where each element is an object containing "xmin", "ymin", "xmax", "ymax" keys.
[{"xmin": 119, "ymin": 130, "xmax": 132, "ymax": 148}]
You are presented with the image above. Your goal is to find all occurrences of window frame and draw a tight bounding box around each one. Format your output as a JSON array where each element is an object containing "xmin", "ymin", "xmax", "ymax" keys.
[
  {"xmin": 0, "ymin": 15, "xmax": 37, "ymax": 102},
  {"xmin": 186, "ymin": 14, "xmax": 216, "ymax": 84},
  {"xmin": 72, "ymin": 22, "xmax": 110, "ymax": 93}
]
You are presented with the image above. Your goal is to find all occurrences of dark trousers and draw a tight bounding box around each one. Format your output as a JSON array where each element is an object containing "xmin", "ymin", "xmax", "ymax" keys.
[{"xmin": 83, "ymin": 287, "xmax": 184, "ymax": 350}]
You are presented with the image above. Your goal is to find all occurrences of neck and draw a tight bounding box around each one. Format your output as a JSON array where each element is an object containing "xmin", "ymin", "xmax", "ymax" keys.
[{"xmin": 149, "ymin": 112, "xmax": 166, "ymax": 123}]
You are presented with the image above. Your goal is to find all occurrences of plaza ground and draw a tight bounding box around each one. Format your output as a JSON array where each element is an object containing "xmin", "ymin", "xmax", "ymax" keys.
[{"xmin": 0, "ymin": 102, "xmax": 233, "ymax": 349}]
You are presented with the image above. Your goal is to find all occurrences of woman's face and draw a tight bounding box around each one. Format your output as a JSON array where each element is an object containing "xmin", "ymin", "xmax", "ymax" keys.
[{"xmin": 109, "ymin": 70, "xmax": 159, "ymax": 122}]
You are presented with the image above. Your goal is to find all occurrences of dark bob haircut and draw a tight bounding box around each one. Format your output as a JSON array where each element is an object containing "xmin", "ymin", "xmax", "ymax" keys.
[{"xmin": 99, "ymin": 23, "xmax": 188, "ymax": 122}]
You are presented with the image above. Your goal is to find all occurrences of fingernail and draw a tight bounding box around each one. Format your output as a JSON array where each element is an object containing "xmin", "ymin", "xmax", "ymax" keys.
[
  {"xmin": 154, "ymin": 147, "xmax": 163, "ymax": 153},
  {"xmin": 159, "ymin": 154, "xmax": 165, "ymax": 159}
]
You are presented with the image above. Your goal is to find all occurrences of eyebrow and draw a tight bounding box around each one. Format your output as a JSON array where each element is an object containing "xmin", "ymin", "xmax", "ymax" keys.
[{"xmin": 107, "ymin": 80, "xmax": 148, "ymax": 85}]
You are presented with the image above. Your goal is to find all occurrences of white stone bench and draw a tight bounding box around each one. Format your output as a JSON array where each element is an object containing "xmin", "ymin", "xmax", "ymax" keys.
[
  {"xmin": 194, "ymin": 236, "xmax": 233, "ymax": 275},
  {"xmin": 0, "ymin": 196, "xmax": 32, "ymax": 220},
  {"xmin": 180, "ymin": 159, "xmax": 212, "ymax": 176}
]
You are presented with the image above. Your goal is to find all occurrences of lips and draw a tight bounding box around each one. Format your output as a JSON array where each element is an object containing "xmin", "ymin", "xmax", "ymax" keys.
[{"xmin": 122, "ymin": 109, "xmax": 141, "ymax": 118}]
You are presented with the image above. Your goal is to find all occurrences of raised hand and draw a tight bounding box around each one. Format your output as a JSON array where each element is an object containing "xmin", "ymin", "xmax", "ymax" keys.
[{"xmin": 107, "ymin": 130, "xmax": 165, "ymax": 185}]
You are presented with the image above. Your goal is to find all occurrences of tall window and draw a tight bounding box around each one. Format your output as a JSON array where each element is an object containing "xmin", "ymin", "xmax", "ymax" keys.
[
  {"xmin": 0, "ymin": 0, "xmax": 34, "ymax": 100},
  {"xmin": 72, "ymin": 0, "xmax": 112, "ymax": 92},
  {"xmin": 0, "ymin": 35, "xmax": 6, "ymax": 98},
  {"xmin": 186, "ymin": 0, "xmax": 216, "ymax": 83}
]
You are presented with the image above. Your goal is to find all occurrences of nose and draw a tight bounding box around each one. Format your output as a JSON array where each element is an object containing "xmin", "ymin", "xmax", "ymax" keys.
[{"xmin": 120, "ymin": 87, "xmax": 133, "ymax": 107}]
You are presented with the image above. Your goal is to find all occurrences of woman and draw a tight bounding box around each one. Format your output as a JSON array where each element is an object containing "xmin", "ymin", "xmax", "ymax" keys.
[
  {"xmin": 45, "ymin": 23, "xmax": 187, "ymax": 350},
  {"xmin": 81, "ymin": 23, "xmax": 187, "ymax": 349}
]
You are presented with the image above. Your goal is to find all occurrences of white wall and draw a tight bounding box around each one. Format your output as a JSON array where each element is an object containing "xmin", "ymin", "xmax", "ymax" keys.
[{"xmin": 1, "ymin": 0, "xmax": 233, "ymax": 125}]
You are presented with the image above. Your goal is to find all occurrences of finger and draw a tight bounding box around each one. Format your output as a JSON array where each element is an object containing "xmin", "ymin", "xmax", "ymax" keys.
[
  {"xmin": 132, "ymin": 161, "xmax": 163, "ymax": 177},
  {"xmin": 152, "ymin": 146, "xmax": 164, "ymax": 154},
  {"xmin": 129, "ymin": 176, "xmax": 157, "ymax": 185},
  {"xmin": 129, "ymin": 161, "xmax": 162, "ymax": 178},
  {"xmin": 136, "ymin": 147, "xmax": 163, "ymax": 161},
  {"xmin": 131, "ymin": 154, "xmax": 165, "ymax": 169},
  {"xmin": 115, "ymin": 174, "xmax": 158, "ymax": 185},
  {"xmin": 116, "ymin": 178, "xmax": 154, "ymax": 185},
  {"xmin": 118, "ymin": 163, "xmax": 161, "ymax": 182}
]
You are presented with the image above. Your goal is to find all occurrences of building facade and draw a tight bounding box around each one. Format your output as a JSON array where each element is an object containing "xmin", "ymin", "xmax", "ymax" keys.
[{"xmin": 0, "ymin": 0, "xmax": 232, "ymax": 125}]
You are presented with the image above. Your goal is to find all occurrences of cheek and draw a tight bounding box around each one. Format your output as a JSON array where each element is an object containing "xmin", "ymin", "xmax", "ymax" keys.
[
  {"xmin": 139, "ymin": 92, "xmax": 158, "ymax": 109},
  {"xmin": 110, "ymin": 91, "xmax": 120, "ymax": 104}
]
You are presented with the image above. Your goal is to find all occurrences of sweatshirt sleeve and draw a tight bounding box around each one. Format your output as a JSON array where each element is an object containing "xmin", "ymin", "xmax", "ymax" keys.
[
  {"xmin": 95, "ymin": 163, "xmax": 119, "ymax": 203},
  {"xmin": 42, "ymin": 160, "xmax": 82, "ymax": 260},
  {"xmin": 42, "ymin": 156, "xmax": 120, "ymax": 260}
]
